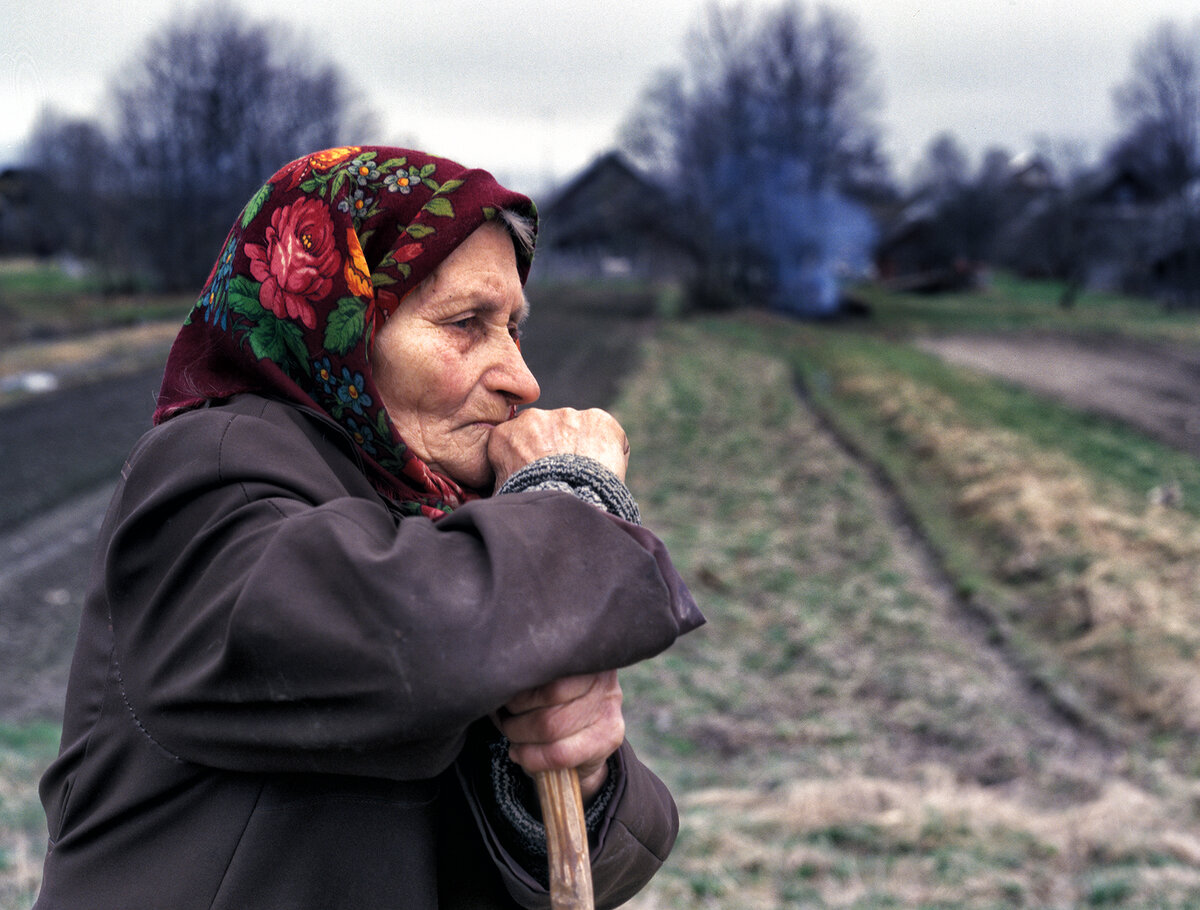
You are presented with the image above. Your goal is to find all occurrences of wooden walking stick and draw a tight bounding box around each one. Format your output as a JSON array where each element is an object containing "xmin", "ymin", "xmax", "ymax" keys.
[{"xmin": 535, "ymin": 767, "xmax": 594, "ymax": 910}]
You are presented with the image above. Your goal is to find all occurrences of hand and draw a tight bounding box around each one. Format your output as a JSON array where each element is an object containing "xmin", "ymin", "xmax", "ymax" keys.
[
  {"xmin": 492, "ymin": 671, "xmax": 625, "ymax": 803},
  {"xmin": 488, "ymin": 408, "xmax": 630, "ymax": 492}
]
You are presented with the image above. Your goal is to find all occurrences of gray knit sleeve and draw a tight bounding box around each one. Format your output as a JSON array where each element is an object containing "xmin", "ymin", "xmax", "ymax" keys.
[
  {"xmin": 487, "ymin": 737, "xmax": 619, "ymax": 880},
  {"xmin": 496, "ymin": 453, "xmax": 641, "ymax": 525}
]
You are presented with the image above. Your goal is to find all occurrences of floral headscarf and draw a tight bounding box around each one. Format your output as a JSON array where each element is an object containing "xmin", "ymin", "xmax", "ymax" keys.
[{"xmin": 154, "ymin": 146, "xmax": 537, "ymax": 517}]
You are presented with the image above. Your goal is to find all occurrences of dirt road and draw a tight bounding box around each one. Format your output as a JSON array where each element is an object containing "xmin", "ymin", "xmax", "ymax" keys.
[
  {"xmin": 1, "ymin": 366, "xmax": 164, "ymax": 720},
  {"xmin": 917, "ymin": 333, "xmax": 1200, "ymax": 458}
]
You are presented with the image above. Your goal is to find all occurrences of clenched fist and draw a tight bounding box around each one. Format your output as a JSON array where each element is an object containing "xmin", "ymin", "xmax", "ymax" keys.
[
  {"xmin": 492, "ymin": 671, "xmax": 625, "ymax": 802},
  {"xmin": 489, "ymin": 407, "xmax": 630, "ymax": 492}
]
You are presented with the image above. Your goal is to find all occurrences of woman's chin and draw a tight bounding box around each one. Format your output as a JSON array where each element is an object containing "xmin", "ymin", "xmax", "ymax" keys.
[{"xmin": 434, "ymin": 455, "xmax": 494, "ymax": 493}]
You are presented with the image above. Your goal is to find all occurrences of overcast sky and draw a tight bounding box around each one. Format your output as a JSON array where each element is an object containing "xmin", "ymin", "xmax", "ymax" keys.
[{"xmin": 4, "ymin": 0, "xmax": 1200, "ymax": 193}]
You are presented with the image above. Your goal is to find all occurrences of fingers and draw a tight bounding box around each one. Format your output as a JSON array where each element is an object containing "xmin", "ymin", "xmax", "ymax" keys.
[
  {"xmin": 502, "ymin": 673, "xmax": 600, "ymax": 716},
  {"xmin": 495, "ymin": 672, "xmax": 625, "ymax": 801},
  {"xmin": 489, "ymin": 407, "xmax": 630, "ymax": 490},
  {"xmin": 498, "ymin": 672, "xmax": 622, "ymax": 747}
]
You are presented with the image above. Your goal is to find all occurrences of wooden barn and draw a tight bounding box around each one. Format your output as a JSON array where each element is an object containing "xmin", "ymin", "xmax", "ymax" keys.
[{"xmin": 534, "ymin": 152, "xmax": 690, "ymax": 280}]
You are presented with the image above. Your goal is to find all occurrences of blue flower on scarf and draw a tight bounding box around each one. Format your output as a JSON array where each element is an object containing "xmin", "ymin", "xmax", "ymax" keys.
[
  {"xmin": 199, "ymin": 233, "xmax": 238, "ymax": 329},
  {"xmin": 335, "ymin": 366, "xmax": 372, "ymax": 415},
  {"xmin": 384, "ymin": 167, "xmax": 421, "ymax": 194},
  {"xmin": 338, "ymin": 188, "xmax": 374, "ymax": 225},
  {"xmin": 347, "ymin": 155, "xmax": 381, "ymax": 186},
  {"xmin": 313, "ymin": 356, "xmax": 337, "ymax": 395},
  {"xmin": 343, "ymin": 416, "xmax": 378, "ymax": 455}
]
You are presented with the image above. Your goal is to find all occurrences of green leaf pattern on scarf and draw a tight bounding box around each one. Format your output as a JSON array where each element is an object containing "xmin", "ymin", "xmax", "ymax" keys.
[
  {"xmin": 422, "ymin": 196, "xmax": 455, "ymax": 218},
  {"xmin": 325, "ymin": 297, "xmax": 368, "ymax": 357},
  {"xmin": 241, "ymin": 182, "xmax": 273, "ymax": 229},
  {"xmin": 225, "ymin": 274, "xmax": 263, "ymax": 319},
  {"xmin": 245, "ymin": 312, "xmax": 308, "ymax": 375}
]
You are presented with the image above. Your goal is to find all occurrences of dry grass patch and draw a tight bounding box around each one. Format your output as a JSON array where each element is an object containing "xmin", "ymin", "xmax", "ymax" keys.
[
  {"xmin": 838, "ymin": 365, "xmax": 1200, "ymax": 738},
  {"xmin": 630, "ymin": 774, "xmax": 1200, "ymax": 909},
  {"xmin": 0, "ymin": 322, "xmax": 177, "ymax": 378}
]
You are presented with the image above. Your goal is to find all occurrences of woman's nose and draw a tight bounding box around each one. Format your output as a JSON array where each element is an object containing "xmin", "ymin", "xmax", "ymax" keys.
[{"xmin": 492, "ymin": 336, "xmax": 541, "ymax": 405}]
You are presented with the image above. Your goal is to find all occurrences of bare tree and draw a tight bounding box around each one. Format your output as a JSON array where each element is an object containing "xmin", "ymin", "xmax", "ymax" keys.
[
  {"xmin": 912, "ymin": 132, "xmax": 970, "ymax": 196},
  {"xmin": 1110, "ymin": 18, "xmax": 1200, "ymax": 305},
  {"xmin": 108, "ymin": 5, "xmax": 376, "ymax": 288},
  {"xmin": 902, "ymin": 133, "xmax": 1010, "ymax": 279},
  {"xmin": 621, "ymin": 1, "xmax": 884, "ymax": 312},
  {"xmin": 19, "ymin": 108, "xmax": 120, "ymax": 265},
  {"xmin": 1112, "ymin": 18, "xmax": 1200, "ymax": 196}
]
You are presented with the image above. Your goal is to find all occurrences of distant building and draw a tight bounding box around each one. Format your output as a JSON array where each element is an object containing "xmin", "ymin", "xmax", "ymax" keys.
[
  {"xmin": 534, "ymin": 151, "xmax": 690, "ymax": 281},
  {"xmin": 874, "ymin": 195, "xmax": 983, "ymax": 293},
  {"xmin": 874, "ymin": 151, "xmax": 1066, "ymax": 294},
  {"xmin": 1074, "ymin": 163, "xmax": 1161, "ymax": 212},
  {"xmin": 0, "ymin": 167, "xmax": 34, "ymax": 256},
  {"xmin": 1005, "ymin": 152, "xmax": 1056, "ymax": 195},
  {"xmin": 1073, "ymin": 165, "xmax": 1192, "ymax": 299}
]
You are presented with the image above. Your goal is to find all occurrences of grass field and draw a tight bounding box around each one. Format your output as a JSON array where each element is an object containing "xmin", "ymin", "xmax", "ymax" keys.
[
  {"xmin": 0, "ymin": 258, "xmax": 187, "ymax": 346},
  {"xmin": 3, "ymin": 270, "xmax": 1199, "ymax": 907},
  {"xmin": 0, "ymin": 725, "xmax": 58, "ymax": 909},
  {"xmin": 609, "ymin": 283, "xmax": 1200, "ymax": 907},
  {"xmin": 853, "ymin": 272, "xmax": 1200, "ymax": 344},
  {"xmin": 611, "ymin": 284, "xmax": 1200, "ymax": 908}
]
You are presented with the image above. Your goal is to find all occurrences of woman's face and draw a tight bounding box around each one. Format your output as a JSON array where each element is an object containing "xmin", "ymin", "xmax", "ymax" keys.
[{"xmin": 372, "ymin": 223, "xmax": 540, "ymax": 489}]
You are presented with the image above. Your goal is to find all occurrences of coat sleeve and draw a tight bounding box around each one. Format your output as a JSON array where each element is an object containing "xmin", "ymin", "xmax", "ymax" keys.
[{"xmin": 102, "ymin": 400, "xmax": 701, "ymax": 780}]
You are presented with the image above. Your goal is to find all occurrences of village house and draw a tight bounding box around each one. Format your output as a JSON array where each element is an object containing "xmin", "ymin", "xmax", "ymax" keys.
[
  {"xmin": 533, "ymin": 151, "xmax": 691, "ymax": 281},
  {"xmin": 0, "ymin": 167, "xmax": 34, "ymax": 256}
]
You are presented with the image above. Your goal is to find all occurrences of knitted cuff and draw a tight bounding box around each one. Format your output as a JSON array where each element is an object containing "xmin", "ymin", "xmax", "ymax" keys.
[
  {"xmin": 497, "ymin": 454, "xmax": 641, "ymax": 525},
  {"xmin": 488, "ymin": 737, "xmax": 620, "ymax": 871}
]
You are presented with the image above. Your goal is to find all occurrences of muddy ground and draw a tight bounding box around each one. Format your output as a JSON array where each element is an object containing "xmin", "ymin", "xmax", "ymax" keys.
[
  {"xmin": 917, "ymin": 332, "xmax": 1200, "ymax": 458},
  {"xmin": 2, "ymin": 316, "xmax": 1198, "ymax": 724}
]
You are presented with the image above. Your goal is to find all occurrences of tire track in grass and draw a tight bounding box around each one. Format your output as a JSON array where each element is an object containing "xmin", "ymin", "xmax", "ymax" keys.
[{"xmin": 790, "ymin": 365, "xmax": 1127, "ymax": 754}]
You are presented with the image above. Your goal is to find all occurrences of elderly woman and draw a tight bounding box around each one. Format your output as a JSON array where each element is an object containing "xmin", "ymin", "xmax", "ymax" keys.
[{"xmin": 34, "ymin": 146, "xmax": 702, "ymax": 909}]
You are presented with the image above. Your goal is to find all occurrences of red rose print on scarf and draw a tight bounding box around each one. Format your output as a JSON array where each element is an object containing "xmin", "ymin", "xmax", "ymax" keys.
[{"xmin": 246, "ymin": 198, "xmax": 341, "ymax": 330}]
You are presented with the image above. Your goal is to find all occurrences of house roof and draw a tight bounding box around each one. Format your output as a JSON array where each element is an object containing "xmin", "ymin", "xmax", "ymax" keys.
[{"xmin": 538, "ymin": 151, "xmax": 673, "ymax": 249}]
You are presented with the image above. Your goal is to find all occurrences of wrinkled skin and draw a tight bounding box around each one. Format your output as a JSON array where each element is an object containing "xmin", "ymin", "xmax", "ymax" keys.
[{"xmin": 372, "ymin": 223, "xmax": 630, "ymax": 799}]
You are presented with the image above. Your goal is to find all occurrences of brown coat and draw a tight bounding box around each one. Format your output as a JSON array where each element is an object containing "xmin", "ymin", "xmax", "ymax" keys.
[{"xmin": 35, "ymin": 395, "xmax": 702, "ymax": 909}]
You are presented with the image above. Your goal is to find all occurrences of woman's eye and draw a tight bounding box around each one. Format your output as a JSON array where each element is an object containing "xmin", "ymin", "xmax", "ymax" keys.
[
  {"xmin": 449, "ymin": 315, "xmax": 478, "ymax": 331},
  {"xmin": 508, "ymin": 323, "xmax": 522, "ymax": 342}
]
